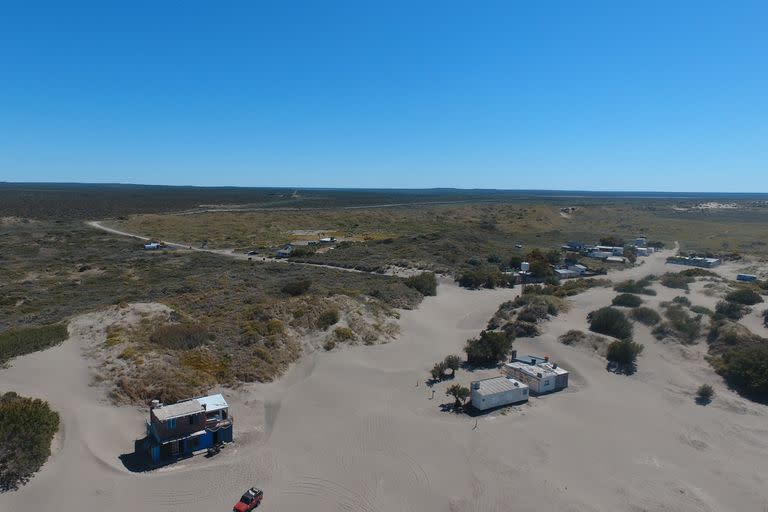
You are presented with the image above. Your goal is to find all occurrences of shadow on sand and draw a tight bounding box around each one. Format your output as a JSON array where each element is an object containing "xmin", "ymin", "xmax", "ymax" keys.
[
  {"xmin": 606, "ymin": 361, "xmax": 637, "ymax": 376},
  {"xmin": 119, "ymin": 437, "xmax": 195, "ymax": 472}
]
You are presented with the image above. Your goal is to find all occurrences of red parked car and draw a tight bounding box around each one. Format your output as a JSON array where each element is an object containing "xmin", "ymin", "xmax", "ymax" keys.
[{"xmin": 233, "ymin": 487, "xmax": 263, "ymax": 512}]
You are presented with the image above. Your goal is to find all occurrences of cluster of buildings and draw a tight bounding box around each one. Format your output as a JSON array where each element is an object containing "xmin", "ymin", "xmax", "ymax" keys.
[
  {"xmin": 470, "ymin": 353, "xmax": 569, "ymax": 411},
  {"xmin": 562, "ymin": 236, "xmax": 656, "ymax": 263},
  {"xmin": 145, "ymin": 393, "xmax": 233, "ymax": 464},
  {"xmin": 666, "ymin": 255, "xmax": 722, "ymax": 268}
]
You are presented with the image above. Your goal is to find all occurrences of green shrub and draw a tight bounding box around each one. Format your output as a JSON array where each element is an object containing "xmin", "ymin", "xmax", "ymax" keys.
[
  {"xmin": 664, "ymin": 305, "xmax": 702, "ymax": 343},
  {"xmin": 281, "ymin": 278, "xmax": 312, "ymax": 296},
  {"xmin": 430, "ymin": 361, "xmax": 448, "ymax": 380},
  {"xmin": 588, "ymin": 307, "xmax": 633, "ymax": 340},
  {"xmin": 613, "ymin": 279, "xmax": 656, "ymax": 296},
  {"xmin": 690, "ymin": 305, "xmax": 714, "ymax": 317},
  {"xmin": 317, "ymin": 308, "xmax": 340, "ymax": 330},
  {"xmin": 334, "ymin": 327, "xmax": 355, "ymax": 341},
  {"xmin": 612, "ymin": 293, "xmax": 643, "ymax": 308},
  {"xmin": 0, "ymin": 392, "xmax": 60, "ymax": 491},
  {"xmin": 464, "ymin": 330, "xmax": 512, "ymax": 365},
  {"xmin": 404, "ymin": 272, "xmax": 438, "ymax": 296},
  {"xmin": 606, "ymin": 339, "xmax": 644, "ymax": 365},
  {"xmin": 150, "ymin": 323, "xmax": 208, "ymax": 350},
  {"xmin": 660, "ymin": 272, "xmax": 694, "ymax": 290},
  {"xmin": 715, "ymin": 300, "xmax": 749, "ymax": 320},
  {"xmin": 672, "ymin": 296, "xmax": 692, "ymax": 307},
  {"xmin": 0, "ymin": 324, "xmax": 68, "ymax": 363},
  {"xmin": 457, "ymin": 266, "xmax": 508, "ymax": 289},
  {"xmin": 696, "ymin": 384, "xmax": 714, "ymax": 404},
  {"xmin": 444, "ymin": 354, "xmax": 461, "ymax": 375},
  {"xmin": 717, "ymin": 343, "xmax": 768, "ymax": 400},
  {"xmin": 725, "ymin": 287, "xmax": 764, "ymax": 306},
  {"xmin": 559, "ymin": 329, "xmax": 586, "ymax": 345},
  {"xmin": 630, "ymin": 307, "xmax": 661, "ymax": 326}
]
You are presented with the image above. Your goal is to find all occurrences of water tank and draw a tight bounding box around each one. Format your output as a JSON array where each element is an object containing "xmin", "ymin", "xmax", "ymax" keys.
[{"xmin": 521, "ymin": 262, "xmax": 530, "ymax": 272}]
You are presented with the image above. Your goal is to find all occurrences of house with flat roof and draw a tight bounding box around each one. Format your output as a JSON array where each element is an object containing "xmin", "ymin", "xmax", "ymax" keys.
[
  {"xmin": 667, "ymin": 256, "xmax": 721, "ymax": 268},
  {"xmin": 146, "ymin": 393, "xmax": 233, "ymax": 464},
  {"xmin": 470, "ymin": 377, "xmax": 529, "ymax": 411},
  {"xmin": 503, "ymin": 354, "xmax": 569, "ymax": 395}
]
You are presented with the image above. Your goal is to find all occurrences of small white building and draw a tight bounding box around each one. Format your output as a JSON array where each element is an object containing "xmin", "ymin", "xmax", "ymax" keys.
[
  {"xmin": 470, "ymin": 377, "xmax": 529, "ymax": 411},
  {"xmin": 504, "ymin": 357, "xmax": 569, "ymax": 395},
  {"xmin": 568, "ymin": 264, "xmax": 588, "ymax": 275},
  {"xmin": 636, "ymin": 247, "xmax": 649, "ymax": 257},
  {"xmin": 144, "ymin": 242, "xmax": 161, "ymax": 250},
  {"xmin": 606, "ymin": 256, "xmax": 626, "ymax": 263},
  {"xmin": 555, "ymin": 268, "xmax": 579, "ymax": 279}
]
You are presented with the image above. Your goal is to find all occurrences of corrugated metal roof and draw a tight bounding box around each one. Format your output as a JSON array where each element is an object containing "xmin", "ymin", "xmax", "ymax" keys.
[
  {"xmin": 473, "ymin": 377, "xmax": 527, "ymax": 396},
  {"xmin": 153, "ymin": 399, "xmax": 204, "ymax": 421},
  {"xmin": 197, "ymin": 393, "xmax": 228, "ymax": 412}
]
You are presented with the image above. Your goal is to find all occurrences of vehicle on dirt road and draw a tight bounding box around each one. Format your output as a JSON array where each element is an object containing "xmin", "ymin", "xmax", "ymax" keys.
[{"xmin": 233, "ymin": 487, "xmax": 263, "ymax": 511}]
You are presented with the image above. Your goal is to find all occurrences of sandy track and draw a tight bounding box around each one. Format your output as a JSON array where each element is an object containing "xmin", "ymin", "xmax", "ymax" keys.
[{"xmin": 2, "ymin": 250, "xmax": 768, "ymax": 511}]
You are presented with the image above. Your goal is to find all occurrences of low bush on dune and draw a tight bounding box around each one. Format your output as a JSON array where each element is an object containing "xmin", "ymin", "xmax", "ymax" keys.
[
  {"xmin": 0, "ymin": 324, "xmax": 68, "ymax": 364},
  {"xmin": 613, "ymin": 278, "xmax": 656, "ymax": 296},
  {"xmin": 725, "ymin": 287, "xmax": 764, "ymax": 306},
  {"xmin": 316, "ymin": 308, "xmax": 340, "ymax": 330},
  {"xmin": 281, "ymin": 278, "xmax": 312, "ymax": 296},
  {"xmin": 404, "ymin": 272, "xmax": 438, "ymax": 296},
  {"xmin": 149, "ymin": 322, "xmax": 208, "ymax": 350},
  {"xmin": 587, "ymin": 307, "xmax": 633, "ymax": 340},
  {"xmin": 660, "ymin": 272, "xmax": 694, "ymax": 291},
  {"xmin": 680, "ymin": 268, "xmax": 719, "ymax": 278},
  {"xmin": 663, "ymin": 305, "xmax": 703, "ymax": 344},
  {"xmin": 559, "ymin": 329, "xmax": 585, "ymax": 345},
  {"xmin": 715, "ymin": 300, "xmax": 750, "ymax": 320},
  {"xmin": 672, "ymin": 296, "xmax": 692, "ymax": 307},
  {"xmin": 630, "ymin": 307, "xmax": 661, "ymax": 326},
  {"xmin": 457, "ymin": 266, "xmax": 510, "ymax": 290},
  {"xmin": 464, "ymin": 330, "xmax": 512, "ymax": 365},
  {"xmin": 696, "ymin": 384, "xmax": 715, "ymax": 405},
  {"xmin": 612, "ymin": 293, "xmax": 642, "ymax": 308},
  {"xmin": 714, "ymin": 344, "xmax": 768, "ymax": 401},
  {"xmin": 0, "ymin": 392, "xmax": 60, "ymax": 491},
  {"xmin": 690, "ymin": 305, "xmax": 714, "ymax": 317},
  {"xmin": 522, "ymin": 278, "xmax": 610, "ymax": 298},
  {"xmin": 606, "ymin": 339, "xmax": 644, "ymax": 365}
]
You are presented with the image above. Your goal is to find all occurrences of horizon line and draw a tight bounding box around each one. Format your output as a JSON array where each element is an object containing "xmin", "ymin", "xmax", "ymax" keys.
[{"xmin": 2, "ymin": 181, "xmax": 768, "ymax": 196}]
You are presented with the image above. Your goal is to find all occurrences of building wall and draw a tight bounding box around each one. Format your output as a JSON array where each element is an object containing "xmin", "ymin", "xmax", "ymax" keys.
[
  {"xmin": 471, "ymin": 387, "xmax": 528, "ymax": 411},
  {"xmin": 149, "ymin": 410, "xmax": 206, "ymax": 442}
]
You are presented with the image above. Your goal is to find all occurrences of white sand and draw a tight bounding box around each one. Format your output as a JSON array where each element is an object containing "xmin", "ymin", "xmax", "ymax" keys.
[{"xmin": 2, "ymin": 251, "xmax": 768, "ymax": 511}]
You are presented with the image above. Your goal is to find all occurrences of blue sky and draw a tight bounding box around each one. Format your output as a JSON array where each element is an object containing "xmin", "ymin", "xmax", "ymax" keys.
[{"xmin": 1, "ymin": 1, "xmax": 767, "ymax": 191}]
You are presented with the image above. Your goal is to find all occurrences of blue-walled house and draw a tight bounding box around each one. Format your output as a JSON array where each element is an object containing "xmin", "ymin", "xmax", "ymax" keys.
[{"xmin": 146, "ymin": 394, "xmax": 233, "ymax": 464}]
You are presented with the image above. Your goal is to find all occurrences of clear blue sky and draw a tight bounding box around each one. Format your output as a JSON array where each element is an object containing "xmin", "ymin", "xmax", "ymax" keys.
[{"xmin": 1, "ymin": 1, "xmax": 766, "ymax": 191}]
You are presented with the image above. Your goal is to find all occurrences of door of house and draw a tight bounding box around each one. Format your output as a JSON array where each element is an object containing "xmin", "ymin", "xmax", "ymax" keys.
[{"xmin": 170, "ymin": 440, "xmax": 179, "ymax": 455}]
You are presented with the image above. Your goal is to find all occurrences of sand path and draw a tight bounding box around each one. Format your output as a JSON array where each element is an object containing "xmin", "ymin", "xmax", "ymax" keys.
[{"xmin": 2, "ymin": 249, "xmax": 768, "ymax": 511}]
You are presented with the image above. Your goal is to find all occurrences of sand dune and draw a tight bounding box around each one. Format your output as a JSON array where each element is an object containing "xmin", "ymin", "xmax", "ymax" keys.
[{"xmin": 2, "ymin": 251, "xmax": 768, "ymax": 511}]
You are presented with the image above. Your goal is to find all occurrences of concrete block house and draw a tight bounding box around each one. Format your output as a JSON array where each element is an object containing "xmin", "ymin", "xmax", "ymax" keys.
[{"xmin": 146, "ymin": 393, "xmax": 233, "ymax": 464}]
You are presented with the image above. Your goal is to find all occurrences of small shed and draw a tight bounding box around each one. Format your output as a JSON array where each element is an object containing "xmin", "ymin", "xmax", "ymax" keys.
[
  {"xmin": 144, "ymin": 242, "xmax": 160, "ymax": 250},
  {"xmin": 470, "ymin": 377, "xmax": 529, "ymax": 411}
]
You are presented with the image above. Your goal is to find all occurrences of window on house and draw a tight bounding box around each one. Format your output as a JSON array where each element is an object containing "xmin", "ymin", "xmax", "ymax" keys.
[
  {"xmin": 188, "ymin": 415, "xmax": 195, "ymax": 425},
  {"xmin": 166, "ymin": 418, "xmax": 176, "ymax": 430},
  {"xmin": 544, "ymin": 380, "xmax": 550, "ymax": 385}
]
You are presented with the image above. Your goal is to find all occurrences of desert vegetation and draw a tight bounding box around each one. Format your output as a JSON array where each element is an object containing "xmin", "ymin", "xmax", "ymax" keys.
[
  {"xmin": 613, "ymin": 277, "xmax": 657, "ymax": 296},
  {"xmin": 0, "ymin": 392, "xmax": 60, "ymax": 491},
  {"xmin": 464, "ymin": 330, "xmax": 512, "ymax": 366},
  {"xmin": 612, "ymin": 293, "xmax": 643, "ymax": 308},
  {"xmin": 629, "ymin": 307, "xmax": 662, "ymax": 326},
  {"xmin": 587, "ymin": 307, "xmax": 633, "ymax": 340},
  {"xmin": 404, "ymin": 272, "xmax": 438, "ymax": 296},
  {"xmin": 0, "ymin": 324, "xmax": 68, "ymax": 364}
]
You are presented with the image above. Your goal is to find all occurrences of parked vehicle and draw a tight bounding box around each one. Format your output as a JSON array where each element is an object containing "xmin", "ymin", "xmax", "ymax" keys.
[
  {"xmin": 206, "ymin": 441, "xmax": 224, "ymax": 457},
  {"xmin": 233, "ymin": 487, "xmax": 263, "ymax": 511}
]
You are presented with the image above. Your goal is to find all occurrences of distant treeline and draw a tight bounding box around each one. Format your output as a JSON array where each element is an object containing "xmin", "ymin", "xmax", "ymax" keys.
[{"xmin": 4, "ymin": 183, "xmax": 767, "ymax": 219}]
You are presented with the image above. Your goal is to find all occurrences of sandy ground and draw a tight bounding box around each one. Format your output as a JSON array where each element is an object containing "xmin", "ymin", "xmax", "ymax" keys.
[{"xmin": 2, "ymin": 250, "xmax": 768, "ymax": 511}]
